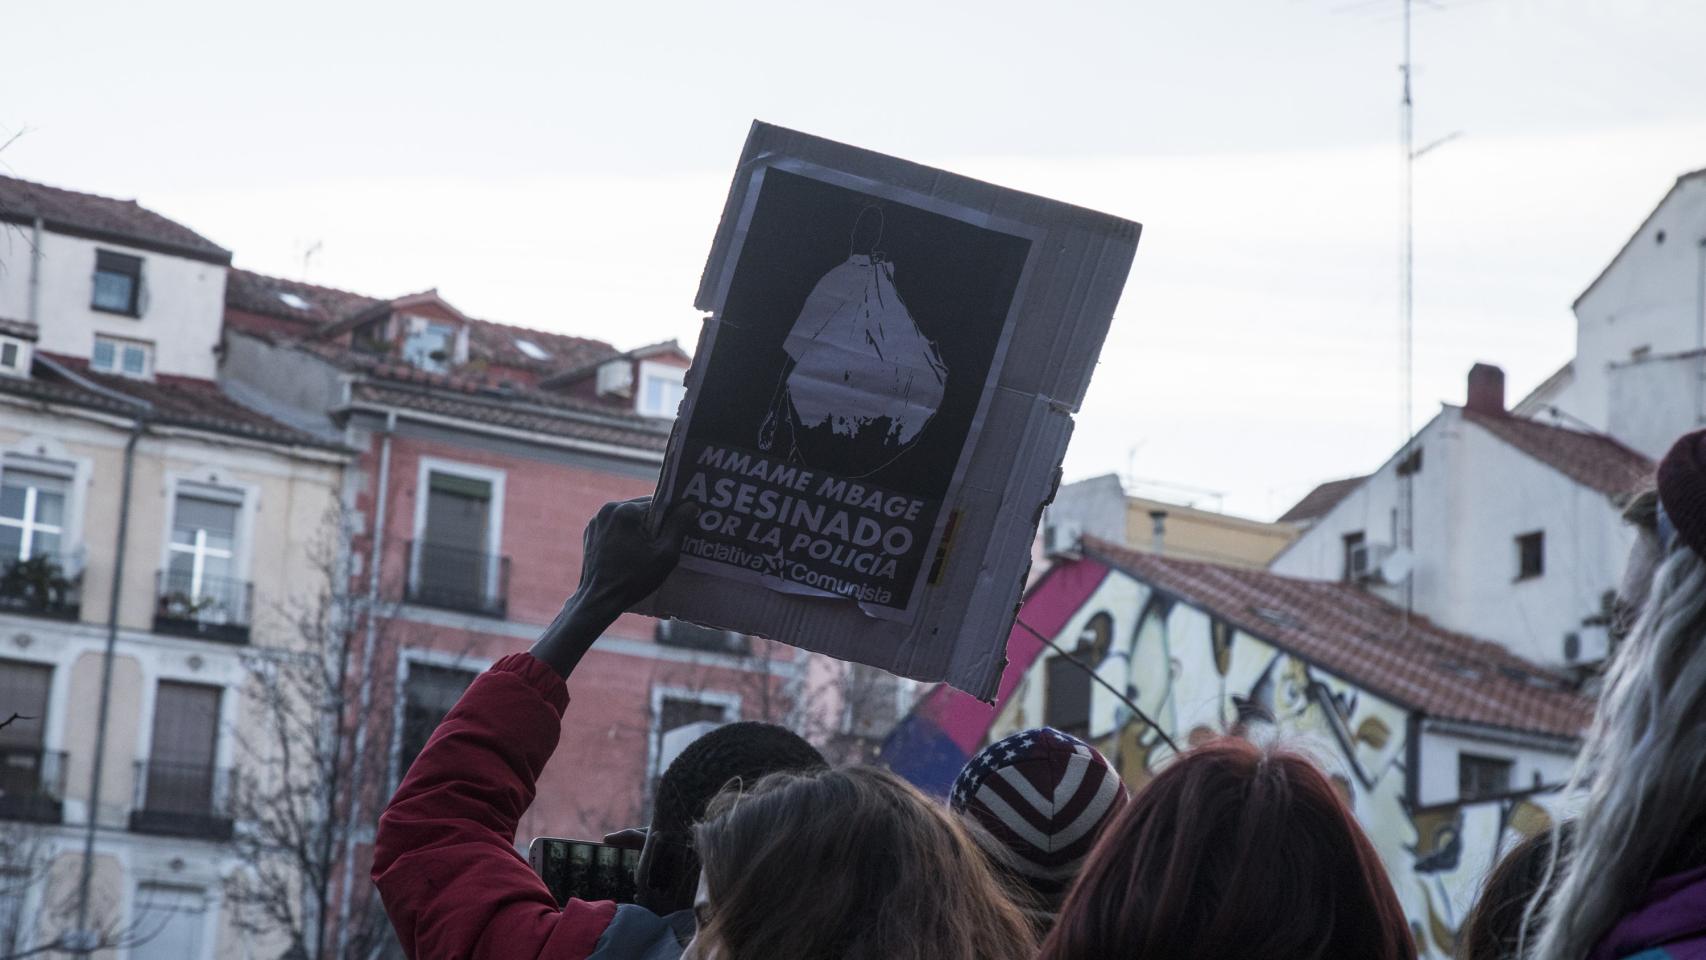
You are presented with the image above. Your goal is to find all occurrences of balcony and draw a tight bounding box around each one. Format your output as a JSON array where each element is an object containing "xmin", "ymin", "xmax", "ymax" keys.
[
  {"xmin": 0, "ymin": 554, "xmax": 82, "ymax": 621},
  {"xmin": 129, "ymin": 759, "xmax": 232, "ymax": 840},
  {"xmin": 0, "ymin": 747, "xmax": 66, "ymax": 824},
  {"xmin": 406, "ymin": 541, "xmax": 509, "ymax": 618},
  {"xmin": 154, "ymin": 570, "xmax": 252, "ymax": 644}
]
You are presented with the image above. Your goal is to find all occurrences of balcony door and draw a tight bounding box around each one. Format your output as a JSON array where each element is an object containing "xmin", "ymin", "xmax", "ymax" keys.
[
  {"xmin": 146, "ymin": 682, "xmax": 221, "ymax": 817},
  {"xmin": 417, "ymin": 470, "xmax": 496, "ymax": 611},
  {"xmin": 0, "ymin": 661, "xmax": 52, "ymax": 813},
  {"xmin": 165, "ymin": 487, "xmax": 243, "ymax": 625}
]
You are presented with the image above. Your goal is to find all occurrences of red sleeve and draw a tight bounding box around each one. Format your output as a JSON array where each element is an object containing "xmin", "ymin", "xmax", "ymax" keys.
[{"xmin": 372, "ymin": 652, "xmax": 617, "ymax": 960}]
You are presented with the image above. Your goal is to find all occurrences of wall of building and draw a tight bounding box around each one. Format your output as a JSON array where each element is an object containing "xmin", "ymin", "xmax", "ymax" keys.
[
  {"xmin": 987, "ymin": 565, "xmax": 1571, "ymax": 960},
  {"xmin": 1608, "ymin": 349, "xmax": 1705, "ymax": 460},
  {"xmin": 1269, "ymin": 408, "xmax": 1630, "ymax": 667},
  {"xmin": 0, "ymin": 229, "xmax": 227, "ymax": 380},
  {"xmin": 1569, "ymin": 174, "xmax": 1706, "ymax": 433}
]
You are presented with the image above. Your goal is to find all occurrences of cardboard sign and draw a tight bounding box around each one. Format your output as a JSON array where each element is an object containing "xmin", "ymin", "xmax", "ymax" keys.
[{"xmin": 642, "ymin": 122, "xmax": 1139, "ymax": 700}]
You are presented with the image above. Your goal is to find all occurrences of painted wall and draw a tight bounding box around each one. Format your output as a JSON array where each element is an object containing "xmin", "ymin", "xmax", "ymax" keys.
[
  {"xmin": 990, "ymin": 565, "xmax": 1573, "ymax": 960},
  {"xmin": 0, "ymin": 228, "xmax": 227, "ymax": 380},
  {"xmin": 1270, "ymin": 408, "xmax": 1631, "ymax": 667},
  {"xmin": 1566, "ymin": 174, "xmax": 1706, "ymax": 434},
  {"xmin": 1607, "ymin": 349, "xmax": 1705, "ymax": 460}
]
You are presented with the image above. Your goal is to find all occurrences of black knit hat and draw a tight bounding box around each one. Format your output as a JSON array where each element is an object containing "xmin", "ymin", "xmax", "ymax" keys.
[{"xmin": 1657, "ymin": 428, "xmax": 1706, "ymax": 559}]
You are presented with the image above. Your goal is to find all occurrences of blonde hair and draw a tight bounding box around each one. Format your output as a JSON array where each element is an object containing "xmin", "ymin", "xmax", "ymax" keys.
[
  {"xmin": 693, "ymin": 764, "xmax": 1037, "ymax": 960},
  {"xmin": 1527, "ymin": 542, "xmax": 1706, "ymax": 958}
]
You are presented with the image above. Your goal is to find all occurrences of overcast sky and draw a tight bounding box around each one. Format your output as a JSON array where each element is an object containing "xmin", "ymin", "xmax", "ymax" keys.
[{"xmin": 7, "ymin": 0, "xmax": 1705, "ymax": 519}]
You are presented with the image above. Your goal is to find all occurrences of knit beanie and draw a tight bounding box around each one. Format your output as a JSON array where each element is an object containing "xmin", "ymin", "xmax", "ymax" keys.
[
  {"xmin": 949, "ymin": 727, "xmax": 1129, "ymax": 919},
  {"xmin": 1657, "ymin": 428, "xmax": 1706, "ymax": 559}
]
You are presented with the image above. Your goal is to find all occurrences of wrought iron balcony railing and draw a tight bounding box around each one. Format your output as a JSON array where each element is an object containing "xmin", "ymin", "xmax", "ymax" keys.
[
  {"xmin": 0, "ymin": 746, "xmax": 66, "ymax": 824},
  {"xmin": 0, "ymin": 553, "xmax": 82, "ymax": 621},
  {"xmin": 405, "ymin": 540, "xmax": 509, "ymax": 618},
  {"xmin": 129, "ymin": 759, "xmax": 233, "ymax": 840},
  {"xmin": 154, "ymin": 570, "xmax": 252, "ymax": 644}
]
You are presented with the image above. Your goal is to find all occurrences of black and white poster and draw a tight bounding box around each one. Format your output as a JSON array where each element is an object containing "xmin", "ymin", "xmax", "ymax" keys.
[{"xmin": 660, "ymin": 166, "xmax": 1033, "ymax": 619}]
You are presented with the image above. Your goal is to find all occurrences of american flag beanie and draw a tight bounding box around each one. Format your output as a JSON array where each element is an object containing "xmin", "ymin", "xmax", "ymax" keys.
[{"xmin": 949, "ymin": 727, "xmax": 1129, "ymax": 916}]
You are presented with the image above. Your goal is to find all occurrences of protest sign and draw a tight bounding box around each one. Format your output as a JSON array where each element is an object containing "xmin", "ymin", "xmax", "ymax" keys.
[{"xmin": 639, "ymin": 122, "xmax": 1139, "ymax": 700}]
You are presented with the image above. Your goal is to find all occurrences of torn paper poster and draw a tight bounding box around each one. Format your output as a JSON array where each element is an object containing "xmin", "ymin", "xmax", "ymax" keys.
[{"xmin": 639, "ymin": 122, "xmax": 1140, "ymax": 700}]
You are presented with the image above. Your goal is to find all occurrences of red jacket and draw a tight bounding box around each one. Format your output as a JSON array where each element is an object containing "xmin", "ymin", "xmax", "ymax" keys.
[{"xmin": 372, "ymin": 652, "xmax": 618, "ymax": 959}]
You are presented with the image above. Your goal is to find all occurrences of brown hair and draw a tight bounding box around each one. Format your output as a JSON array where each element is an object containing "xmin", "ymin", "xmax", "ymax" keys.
[
  {"xmin": 692, "ymin": 764, "xmax": 1037, "ymax": 960},
  {"xmin": 1037, "ymin": 737, "xmax": 1416, "ymax": 960},
  {"xmin": 1456, "ymin": 823, "xmax": 1573, "ymax": 960}
]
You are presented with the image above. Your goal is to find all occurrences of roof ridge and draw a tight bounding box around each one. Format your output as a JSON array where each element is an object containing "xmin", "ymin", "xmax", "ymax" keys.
[
  {"xmin": 0, "ymin": 172, "xmax": 141, "ymax": 208},
  {"xmin": 1460, "ymin": 405, "xmax": 1654, "ymax": 463},
  {"xmin": 230, "ymin": 267, "xmax": 390, "ymax": 302},
  {"xmin": 466, "ymin": 313, "xmax": 617, "ymax": 348}
]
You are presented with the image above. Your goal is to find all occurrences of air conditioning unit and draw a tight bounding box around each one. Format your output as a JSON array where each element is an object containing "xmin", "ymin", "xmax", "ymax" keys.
[
  {"xmin": 596, "ymin": 359, "xmax": 635, "ymax": 398},
  {"xmin": 1350, "ymin": 543, "xmax": 1414, "ymax": 585},
  {"xmin": 1042, "ymin": 520, "xmax": 1083, "ymax": 558}
]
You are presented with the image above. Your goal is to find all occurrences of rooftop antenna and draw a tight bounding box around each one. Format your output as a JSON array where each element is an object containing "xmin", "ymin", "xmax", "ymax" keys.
[{"xmin": 301, "ymin": 239, "xmax": 323, "ymax": 280}]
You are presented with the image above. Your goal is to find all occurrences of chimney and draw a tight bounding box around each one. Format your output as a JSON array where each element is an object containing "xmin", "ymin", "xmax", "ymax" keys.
[
  {"xmin": 1466, "ymin": 363, "xmax": 1506, "ymax": 415},
  {"xmin": 1149, "ymin": 509, "xmax": 1168, "ymax": 555}
]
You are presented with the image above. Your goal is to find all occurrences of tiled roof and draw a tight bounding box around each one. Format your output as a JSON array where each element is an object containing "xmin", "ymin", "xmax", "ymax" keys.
[
  {"xmin": 1084, "ymin": 537, "xmax": 1591, "ymax": 739},
  {"xmin": 0, "ymin": 175, "xmax": 230, "ymax": 264},
  {"xmin": 224, "ymin": 269, "xmax": 619, "ymax": 374},
  {"xmin": 0, "ymin": 318, "xmax": 38, "ymax": 341},
  {"xmin": 347, "ymin": 381, "xmax": 670, "ymax": 453},
  {"xmin": 224, "ymin": 269, "xmax": 384, "ymax": 330},
  {"xmin": 1464, "ymin": 408, "xmax": 1653, "ymax": 498},
  {"xmin": 0, "ymin": 355, "xmax": 343, "ymax": 451},
  {"xmin": 1278, "ymin": 476, "xmax": 1365, "ymax": 524}
]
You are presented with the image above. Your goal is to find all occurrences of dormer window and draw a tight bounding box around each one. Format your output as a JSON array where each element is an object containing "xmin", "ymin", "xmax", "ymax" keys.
[
  {"xmin": 636, "ymin": 361, "xmax": 687, "ymax": 418},
  {"xmin": 0, "ymin": 337, "xmax": 28, "ymax": 379},
  {"xmin": 92, "ymin": 250, "xmax": 143, "ymax": 316},
  {"xmin": 402, "ymin": 319, "xmax": 457, "ymax": 373},
  {"xmin": 92, "ymin": 335, "xmax": 153, "ymax": 380}
]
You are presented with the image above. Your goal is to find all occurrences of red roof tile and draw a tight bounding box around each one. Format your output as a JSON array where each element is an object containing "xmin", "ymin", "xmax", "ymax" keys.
[
  {"xmin": 347, "ymin": 381, "xmax": 669, "ymax": 453},
  {"xmin": 1083, "ymin": 537, "xmax": 1591, "ymax": 739},
  {"xmin": 1464, "ymin": 408, "xmax": 1654, "ymax": 498},
  {"xmin": 0, "ymin": 175, "xmax": 230, "ymax": 264},
  {"xmin": 2, "ymin": 355, "xmax": 342, "ymax": 450},
  {"xmin": 1278, "ymin": 475, "xmax": 1365, "ymax": 524}
]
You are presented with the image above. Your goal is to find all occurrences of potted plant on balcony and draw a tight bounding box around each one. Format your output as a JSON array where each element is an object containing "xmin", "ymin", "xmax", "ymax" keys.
[{"xmin": 0, "ymin": 555, "xmax": 74, "ymax": 613}]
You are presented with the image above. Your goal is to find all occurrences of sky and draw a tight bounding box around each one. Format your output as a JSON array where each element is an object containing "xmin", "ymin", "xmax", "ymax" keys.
[{"xmin": 6, "ymin": 0, "xmax": 1706, "ymax": 519}]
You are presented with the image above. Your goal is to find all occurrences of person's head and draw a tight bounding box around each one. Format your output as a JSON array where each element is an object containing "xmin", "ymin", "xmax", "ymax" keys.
[
  {"xmin": 949, "ymin": 727, "xmax": 1129, "ymax": 929},
  {"xmin": 683, "ymin": 764, "xmax": 1037, "ymax": 960},
  {"xmin": 1037, "ymin": 737, "xmax": 1415, "ymax": 960},
  {"xmin": 635, "ymin": 721, "xmax": 825, "ymax": 915},
  {"xmin": 1529, "ymin": 429, "xmax": 1706, "ymax": 959},
  {"xmin": 1456, "ymin": 822, "xmax": 1574, "ymax": 960}
]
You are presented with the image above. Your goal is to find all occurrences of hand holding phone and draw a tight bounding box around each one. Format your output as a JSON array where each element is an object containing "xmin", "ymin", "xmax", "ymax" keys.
[{"xmin": 528, "ymin": 837, "xmax": 643, "ymax": 906}]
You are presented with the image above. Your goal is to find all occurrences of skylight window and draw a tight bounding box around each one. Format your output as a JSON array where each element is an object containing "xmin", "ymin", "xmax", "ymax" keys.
[
  {"xmin": 276, "ymin": 291, "xmax": 312, "ymax": 310},
  {"xmin": 514, "ymin": 338, "xmax": 550, "ymax": 361}
]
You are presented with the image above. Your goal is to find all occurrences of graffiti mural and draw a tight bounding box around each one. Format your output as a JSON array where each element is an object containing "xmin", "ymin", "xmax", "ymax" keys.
[{"xmin": 984, "ymin": 567, "xmax": 1569, "ymax": 960}]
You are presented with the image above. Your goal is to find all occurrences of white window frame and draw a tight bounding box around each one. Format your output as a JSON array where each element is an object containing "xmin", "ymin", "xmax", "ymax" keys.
[
  {"xmin": 646, "ymin": 685, "xmax": 741, "ymax": 785},
  {"xmin": 0, "ymin": 457, "xmax": 73, "ymax": 563},
  {"xmin": 129, "ymin": 882, "xmax": 215, "ymax": 960},
  {"xmin": 162, "ymin": 481, "xmax": 248, "ymax": 602},
  {"xmin": 90, "ymin": 334, "xmax": 154, "ymax": 380},
  {"xmin": 409, "ymin": 458, "xmax": 506, "ymax": 602},
  {"xmin": 389, "ymin": 647, "xmax": 492, "ymax": 791},
  {"xmin": 635, "ymin": 360, "xmax": 687, "ymax": 418},
  {"xmin": 0, "ymin": 336, "xmax": 28, "ymax": 378}
]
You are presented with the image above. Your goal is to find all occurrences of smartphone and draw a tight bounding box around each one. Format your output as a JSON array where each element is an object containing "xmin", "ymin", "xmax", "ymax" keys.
[{"xmin": 527, "ymin": 837, "xmax": 642, "ymax": 906}]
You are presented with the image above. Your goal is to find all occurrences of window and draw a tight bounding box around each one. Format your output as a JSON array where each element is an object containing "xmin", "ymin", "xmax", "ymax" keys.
[
  {"xmin": 399, "ymin": 663, "xmax": 477, "ymax": 779},
  {"xmin": 0, "ymin": 466, "xmax": 67, "ymax": 562},
  {"xmin": 0, "ymin": 337, "xmax": 25, "ymax": 377},
  {"xmin": 91, "ymin": 335, "xmax": 152, "ymax": 379},
  {"xmin": 1341, "ymin": 530, "xmax": 1366, "ymax": 581},
  {"xmin": 0, "ymin": 661, "xmax": 52, "ymax": 816},
  {"xmin": 164, "ymin": 487, "xmax": 243, "ymax": 624},
  {"xmin": 130, "ymin": 884, "xmax": 207, "ymax": 960},
  {"xmin": 652, "ymin": 694, "xmax": 733, "ymax": 786},
  {"xmin": 91, "ymin": 250, "xmax": 142, "ymax": 316},
  {"xmin": 1397, "ymin": 446, "xmax": 1423, "ymax": 476},
  {"xmin": 840, "ymin": 663, "xmax": 903, "ymax": 741},
  {"xmin": 402, "ymin": 319, "xmax": 457, "ymax": 373},
  {"xmin": 1516, "ymin": 531, "xmax": 1544, "ymax": 580},
  {"xmin": 1459, "ymin": 753, "xmax": 1513, "ymax": 800},
  {"xmin": 1044, "ymin": 652, "xmax": 1091, "ymax": 739},
  {"xmin": 411, "ymin": 468, "xmax": 504, "ymax": 615},
  {"xmin": 655, "ymin": 618, "xmax": 748, "ymax": 654},
  {"xmin": 135, "ymin": 681, "xmax": 224, "ymax": 837},
  {"xmin": 636, "ymin": 363, "xmax": 687, "ymax": 418}
]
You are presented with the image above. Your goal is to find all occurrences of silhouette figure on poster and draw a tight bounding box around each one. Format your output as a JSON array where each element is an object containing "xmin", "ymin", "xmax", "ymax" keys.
[{"xmin": 759, "ymin": 207, "xmax": 949, "ymax": 478}]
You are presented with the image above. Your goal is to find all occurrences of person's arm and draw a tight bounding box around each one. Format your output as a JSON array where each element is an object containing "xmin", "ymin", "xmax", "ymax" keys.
[{"xmin": 371, "ymin": 498, "xmax": 695, "ymax": 960}]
